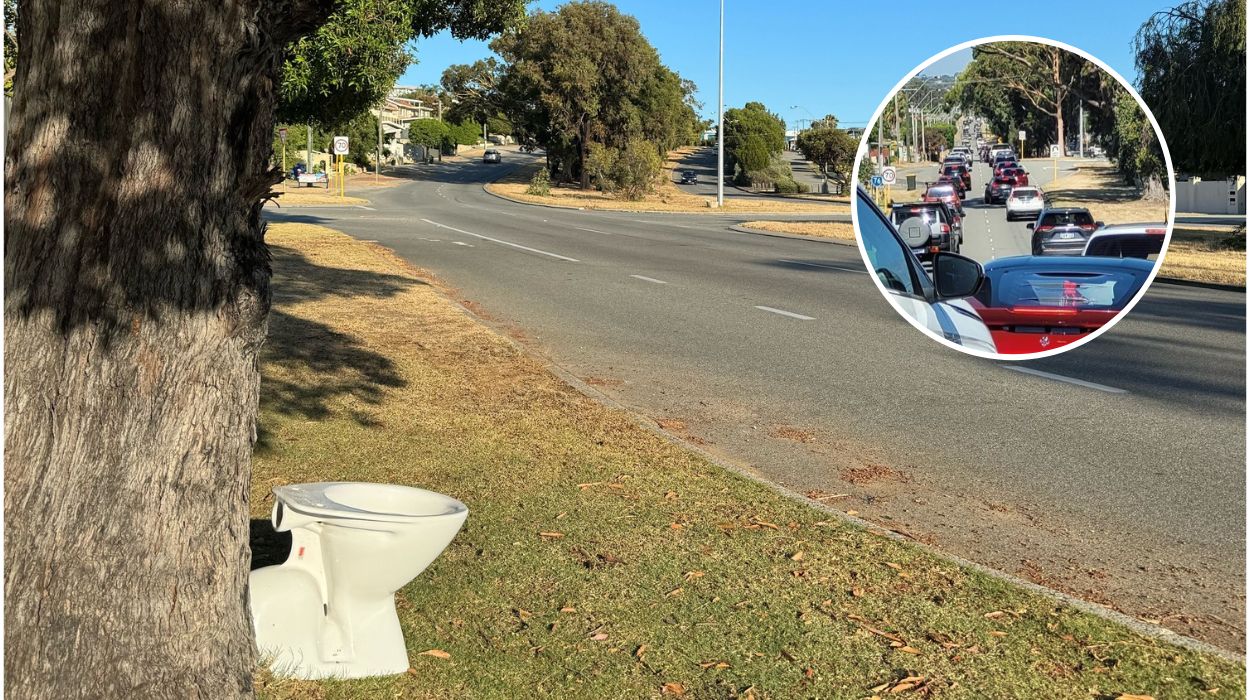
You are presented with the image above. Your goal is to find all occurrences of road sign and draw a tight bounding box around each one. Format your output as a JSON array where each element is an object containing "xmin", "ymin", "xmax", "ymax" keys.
[
  {"xmin": 1018, "ymin": 130, "xmax": 1025, "ymax": 141},
  {"xmin": 871, "ymin": 175, "xmax": 884, "ymax": 188},
  {"xmin": 881, "ymin": 166, "xmax": 897, "ymax": 186},
  {"xmin": 1048, "ymin": 144, "xmax": 1060, "ymax": 158},
  {"xmin": 278, "ymin": 127, "xmax": 287, "ymax": 143},
  {"xmin": 332, "ymin": 136, "xmax": 349, "ymax": 155}
]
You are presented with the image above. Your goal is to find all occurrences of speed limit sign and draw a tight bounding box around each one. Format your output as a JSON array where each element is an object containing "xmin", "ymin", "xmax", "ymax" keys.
[
  {"xmin": 332, "ymin": 136, "xmax": 349, "ymax": 155},
  {"xmin": 881, "ymin": 166, "xmax": 897, "ymax": 186}
]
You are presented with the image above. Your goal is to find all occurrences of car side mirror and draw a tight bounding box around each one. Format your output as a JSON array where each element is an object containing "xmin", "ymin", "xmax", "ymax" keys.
[
  {"xmin": 1095, "ymin": 221, "xmax": 1105, "ymax": 228},
  {"xmin": 931, "ymin": 252, "xmax": 985, "ymax": 300},
  {"xmin": 1025, "ymin": 223, "xmax": 1034, "ymax": 230}
]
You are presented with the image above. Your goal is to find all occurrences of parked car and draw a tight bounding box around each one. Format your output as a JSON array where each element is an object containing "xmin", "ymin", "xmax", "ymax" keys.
[
  {"xmin": 679, "ymin": 170, "xmax": 698, "ymax": 185},
  {"xmin": 924, "ymin": 183, "xmax": 964, "ymax": 215},
  {"xmin": 483, "ymin": 149, "xmax": 502, "ymax": 163},
  {"xmin": 983, "ymin": 177, "xmax": 1016, "ymax": 205},
  {"xmin": 857, "ymin": 187, "xmax": 996, "ymax": 352},
  {"xmin": 1005, "ymin": 186, "xmax": 1046, "ymax": 221},
  {"xmin": 1082, "ymin": 223, "xmax": 1167, "ymax": 259},
  {"xmin": 967, "ymin": 255, "xmax": 1154, "ymax": 353},
  {"xmin": 1029, "ymin": 207, "xmax": 1102, "ymax": 255}
]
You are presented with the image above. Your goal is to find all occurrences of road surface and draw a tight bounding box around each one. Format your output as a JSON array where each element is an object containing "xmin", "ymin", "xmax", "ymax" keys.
[{"xmin": 265, "ymin": 148, "xmax": 1246, "ymax": 651}]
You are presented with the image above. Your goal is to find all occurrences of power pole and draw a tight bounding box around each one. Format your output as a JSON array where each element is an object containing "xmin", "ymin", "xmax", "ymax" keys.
[
  {"xmin": 306, "ymin": 124, "xmax": 312, "ymax": 172},
  {"xmin": 1078, "ymin": 101, "xmax": 1084, "ymax": 158},
  {"xmin": 376, "ymin": 103, "xmax": 383, "ymax": 182},
  {"xmin": 893, "ymin": 95, "xmax": 900, "ymax": 159},
  {"xmin": 716, "ymin": 0, "xmax": 724, "ymax": 208}
]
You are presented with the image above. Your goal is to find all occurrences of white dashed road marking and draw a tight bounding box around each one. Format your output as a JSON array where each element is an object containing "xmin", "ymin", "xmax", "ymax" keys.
[
  {"xmin": 1004, "ymin": 366, "xmax": 1128, "ymax": 394},
  {"xmin": 630, "ymin": 275, "xmax": 668, "ymax": 284},
  {"xmin": 420, "ymin": 218, "xmax": 579, "ymax": 262},
  {"xmin": 755, "ymin": 305, "xmax": 815, "ymax": 321}
]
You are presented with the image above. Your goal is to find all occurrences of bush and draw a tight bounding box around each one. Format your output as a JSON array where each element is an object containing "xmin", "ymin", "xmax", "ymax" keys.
[
  {"xmin": 613, "ymin": 140, "xmax": 662, "ymax": 200},
  {"xmin": 526, "ymin": 168, "xmax": 551, "ymax": 196},
  {"xmin": 585, "ymin": 143, "xmax": 618, "ymax": 192},
  {"xmin": 774, "ymin": 178, "xmax": 798, "ymax": 194},
  {"xmin": 795, "ymin": 181, "xmax": 809, "ymax": 194}
]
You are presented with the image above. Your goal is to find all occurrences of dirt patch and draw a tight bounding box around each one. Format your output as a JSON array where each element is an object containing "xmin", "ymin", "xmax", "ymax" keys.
[
  {"xmin": 741, "ymin": 221, "xmax": 855, "ymax": 240},
  {"xmin": 1161, "ymin": 226, "xmax": 1246, "ymax": 287},
  {"xmin": 769, "ymin": 425, "xmax": 815, "ymax": 443},
  {"xmin": 1042, "ymin": 163, "xmax": 1168, "ymax": 224},
  {"xmin": 840, "ymin": 463, "xmax": 909, "ymax": 485}
]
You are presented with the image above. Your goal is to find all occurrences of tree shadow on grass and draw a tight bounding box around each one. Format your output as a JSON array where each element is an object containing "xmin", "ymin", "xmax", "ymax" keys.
[{"xmin": 254, "ymin": 243, "xmax": 424, "ymax": 453}]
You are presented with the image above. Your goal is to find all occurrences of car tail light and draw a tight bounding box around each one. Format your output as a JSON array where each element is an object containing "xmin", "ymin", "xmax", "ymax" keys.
[
  {"xmin": 1036, "ymin": 225, "xmax": 1053, "ymax": 233},
  {"xmin": 1146, "ymin": 228, "xmax": 1166, "ymax": 234},
  {"xmin": 1080, "ymin": 224, "xmax": 1097, "ymax": 231},
  {"xmin": 941, "ymin": 224, "xmax": 951, "ymax": 233},
  {"xmin": 928, "ymin": 245, "xmax": 939, "ymax": 253}
]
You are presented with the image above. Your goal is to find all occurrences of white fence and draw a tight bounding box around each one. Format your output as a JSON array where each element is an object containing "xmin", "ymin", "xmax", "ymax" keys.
[{"xmin": 1174, "ymin": 176, "xmax": 1246, "ymax": 215}]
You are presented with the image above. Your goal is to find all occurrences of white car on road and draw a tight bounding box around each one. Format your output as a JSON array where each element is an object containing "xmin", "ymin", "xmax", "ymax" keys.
[
  {"xmin": 857, "ymin": 187, "xmax": 997, "ymax": 353},
  {"xmin": 1005, "ymin": 186, "xmax": 1046, "ymax": 221}
]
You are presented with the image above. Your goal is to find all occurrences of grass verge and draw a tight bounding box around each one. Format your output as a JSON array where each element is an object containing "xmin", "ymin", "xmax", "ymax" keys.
[
  {"xmin": 253, "ymin": 222, "xmax": 1243, "ymax": 699},
  {"xmin": 268, "ymin": 188, "xmax": 370, "ymax": 207},
  {"xmin": 740, "ymin": 221, "xmax": 855, "ymax": 241},
  {"xmin": 485, "ymin": 149, "xmax": 848, "ymax": 215}
]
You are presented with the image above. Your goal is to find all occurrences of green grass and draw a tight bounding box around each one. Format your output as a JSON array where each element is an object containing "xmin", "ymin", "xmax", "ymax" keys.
[{"xmin": 252, "ymin": 224, "xmax": 1243, "ymax": 699}]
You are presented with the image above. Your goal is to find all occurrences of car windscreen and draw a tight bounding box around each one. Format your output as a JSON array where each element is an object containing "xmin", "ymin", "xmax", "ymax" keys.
[
  {"xmin": 1040, "ymin": 211, "xmax": 1094, "ymax": 227},
  {"xmin": 991, "ymin": 269, "xmax": 1146, "ymax": 309},
  {"xmin": 927, "ymin": 186, "xmax": 955, "ymax": 197}
]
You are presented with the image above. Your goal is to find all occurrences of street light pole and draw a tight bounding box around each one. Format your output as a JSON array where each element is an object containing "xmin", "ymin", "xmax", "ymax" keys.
[{"xmin": 716, "ymin": 0, "xmax": 724, "ymax": 208}]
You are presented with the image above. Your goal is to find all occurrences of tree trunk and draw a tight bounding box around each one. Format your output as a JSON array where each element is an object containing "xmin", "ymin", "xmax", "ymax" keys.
[
  {"xmin": 1052, "ymin": 50, "xmax": 1066, "ymax": 157},
  {"xmin": 579, "ymin": 119, "xmax": 591, "ymax": 190},
  {"xmin": 5, "ymin": 1, "xmax": 330, "ymax": 697}
]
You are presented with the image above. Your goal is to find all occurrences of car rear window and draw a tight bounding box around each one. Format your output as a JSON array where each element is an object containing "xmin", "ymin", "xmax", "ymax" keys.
[
  {"xmin": 927, "ymin": 186, "xmax": 955, "ymax": 197},
  {"xmin": 1011, "ymin": 188, "xmax": 1039, "ymax": 197},
  {"xmin": 993, "ymin": 269, "xmax": 1144, "ymax": 309},
  {"xmin": 1041, "ymin": 211, "xmax": 1095, "ymax": 227}
]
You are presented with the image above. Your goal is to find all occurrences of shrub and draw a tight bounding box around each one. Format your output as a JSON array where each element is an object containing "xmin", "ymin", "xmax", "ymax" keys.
[
  {"xmin": 585, "ymin": 143, "xmax": 618, "ymax": 192},
  {"xmin": 774, "ymin": 178, "xmax": 798, "ymax": 194},
  {"xmin": 526, "ymin": 168, "xmax": 551, "ymax": 196},
  {"xmin": 613, "ymin": 140, "xmax": 662, "ymax": 200}
]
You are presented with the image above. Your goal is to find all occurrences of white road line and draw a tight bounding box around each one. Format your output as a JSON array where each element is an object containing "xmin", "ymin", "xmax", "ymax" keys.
[
  {"xmin": 755, "ymin": 305, "xmax": 815, "ymax": 321},
  {"xmin": 355, "ymin": 205, "xmax": 376, "ymax": 210},
  {"xmin": 777, "ymin": 259, "xmax": 866, "ymax": 274},
  {"xmin": 419, "ymin": 218, "xmax": 579, "ymax": 262},
  {"xmin": 452, "ymin": 241, "xmax": 474, "ymax": 247},
  {"xmin": 575, "ymin": 226, "xmax": 612, "ymax": 235},
  {"xmin": 1004, "ymin": 366, "xmax": 1128, "ymax": 394},
  {"xmin": 630, "ymin": 274, "xmax": 668, "ymax": 284}
]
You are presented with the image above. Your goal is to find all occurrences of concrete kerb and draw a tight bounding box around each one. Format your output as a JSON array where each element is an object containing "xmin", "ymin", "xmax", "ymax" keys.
[
  {"xmin": 729, "ymin": 224, "xmax": 856, "ymax": 246},
  {"xmin": 1154, "ymin": 276, "xmax": 1246, "ymax": 293}
]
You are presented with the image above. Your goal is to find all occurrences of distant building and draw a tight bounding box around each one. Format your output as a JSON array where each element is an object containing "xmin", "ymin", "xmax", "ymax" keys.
[{"xmin": 373, "ymin": 96, "xmax": 437, "ymax": 164}]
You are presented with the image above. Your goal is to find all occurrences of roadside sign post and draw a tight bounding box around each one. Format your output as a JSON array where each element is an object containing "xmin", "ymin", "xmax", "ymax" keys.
[
  {"xmin": 332, "ymin": 136, "xmax": 349, "ymax": 197},
  {"xmin": 881, "ymin": 166, "xmax": 896, "ymax": 206},
  {"xmin": 1017, "ymin": 129, "xmax": 1025, "ymax": 159}
]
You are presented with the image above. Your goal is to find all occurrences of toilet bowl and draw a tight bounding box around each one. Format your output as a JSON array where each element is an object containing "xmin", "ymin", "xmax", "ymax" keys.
[{"xmin": 249, "ymin": 482, "xmax": 468, "ymax": 679}]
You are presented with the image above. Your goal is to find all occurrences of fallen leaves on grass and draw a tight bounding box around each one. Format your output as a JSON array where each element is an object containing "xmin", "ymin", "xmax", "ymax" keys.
[
  {"xmin": 661, "ymin": 681, "xmax": 686, "ymax": 696},
  {"xmin": 699, "ymin": 660, "xmax": 732, "ymax": 670},
  {"xmin": 417, "ymin": 649, "xmax": 451, "ymax": 660},
  {"xmin": 538, "ymin": 531, "xmax": 565, "ymax": 540}
]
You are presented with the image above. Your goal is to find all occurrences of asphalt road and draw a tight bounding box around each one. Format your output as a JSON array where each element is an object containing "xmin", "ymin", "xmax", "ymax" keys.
[
  {"xmin": 265, "ymin": 148, "xmax": 1246, "ymax": 650},
  {"xmin": 673, "ymin": 147, "xmax": 840, "ymax": 200}
]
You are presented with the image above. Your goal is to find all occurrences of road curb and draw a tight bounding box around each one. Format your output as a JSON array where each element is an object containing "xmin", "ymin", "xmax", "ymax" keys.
[
  {"xmin": 729, "ymin": 224, "xmax": 857, "ymax": 246},
  {"xmin": 1154, "ymin": 276, "xmax": 1245, "ymax": 293}
]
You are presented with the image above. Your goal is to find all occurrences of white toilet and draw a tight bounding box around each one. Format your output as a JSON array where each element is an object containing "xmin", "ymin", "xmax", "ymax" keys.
[{"xmin": 249, "ymin": 482, "xmax": 468, "ymax": 679}]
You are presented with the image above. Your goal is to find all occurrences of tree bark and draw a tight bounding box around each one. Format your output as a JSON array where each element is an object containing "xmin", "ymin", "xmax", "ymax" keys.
[
  {"xmin": 579, "ymin": 118, "xmax": 591, "ymax": 190},
  {"xmin": 4, "ymin": 1, "xmax": 330, "ymax": 697},
  {"xmin": 1052, "ymin": 49, "xmax": 1066, "ymax": 157}
]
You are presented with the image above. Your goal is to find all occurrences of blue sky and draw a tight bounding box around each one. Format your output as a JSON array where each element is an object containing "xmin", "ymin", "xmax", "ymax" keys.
[{"xmin": 398, "ymin": 1, "xmax": 1163, "ymax": 130}]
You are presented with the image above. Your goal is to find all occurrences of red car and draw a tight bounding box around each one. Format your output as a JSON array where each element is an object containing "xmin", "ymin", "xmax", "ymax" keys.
[
  {"xmin": 966, "ymin": 255, "xmax": 1155, "ymax": 354},
  {"xmin": 993, "ymin": 161, "xmax": 1020, "ymax": 178},
  {"xmin": 924, "ymin": 183, "xmax": 963, "ymax": 215},
  {"xmin": 941, "ymin": 163, "xmax": 972, "ymax": 192},
  {"xmin": 1000, "ymin": 166, "xmax": 1030, "ymax": 186}
]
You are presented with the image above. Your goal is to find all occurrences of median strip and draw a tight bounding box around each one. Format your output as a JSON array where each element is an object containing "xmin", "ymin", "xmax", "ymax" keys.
[{"xmin": 420, "ymin": 218, "xmax": 579, "ymax": 262}]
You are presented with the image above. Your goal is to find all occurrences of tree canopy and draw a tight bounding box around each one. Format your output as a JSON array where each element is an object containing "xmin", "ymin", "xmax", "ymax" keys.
[
  {"xmin": 795, "ymin": 116, "xmax": 857, "ymax": 183},
  {"xmin": 1135, "ymin": 0, "xmax": 1245, "ymax": 176},
  {"xmin": 490, "ymin": 1, "xmax": 701, "ymax": 186}
]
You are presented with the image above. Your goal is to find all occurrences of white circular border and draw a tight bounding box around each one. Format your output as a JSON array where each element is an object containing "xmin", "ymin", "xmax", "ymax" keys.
[{"xmin": 851, "ymin": 35, "xmax": 1177, "ymax": 362}]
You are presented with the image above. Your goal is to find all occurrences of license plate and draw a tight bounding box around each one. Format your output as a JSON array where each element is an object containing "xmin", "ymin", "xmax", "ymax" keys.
[{"xmin": 1058, "ymin": 232, "xmax": 1077, "ymax": 239}]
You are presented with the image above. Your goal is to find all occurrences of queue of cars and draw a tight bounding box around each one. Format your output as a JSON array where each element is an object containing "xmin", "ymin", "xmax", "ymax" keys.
[{"xmin": 859, "ymin": 135, "xmax": 1165, "ymax": 355}]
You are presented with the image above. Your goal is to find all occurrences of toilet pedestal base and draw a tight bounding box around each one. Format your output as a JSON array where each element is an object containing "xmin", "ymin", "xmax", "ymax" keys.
[{"xmin": 250, "ymin": 566, "xmax": 410, "ymax": 680}]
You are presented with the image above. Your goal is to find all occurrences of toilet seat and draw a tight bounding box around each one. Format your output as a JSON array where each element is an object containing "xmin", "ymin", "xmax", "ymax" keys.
[{"xmin": 274, "ymin": 481, "xmax": 466, "ymax": 525}]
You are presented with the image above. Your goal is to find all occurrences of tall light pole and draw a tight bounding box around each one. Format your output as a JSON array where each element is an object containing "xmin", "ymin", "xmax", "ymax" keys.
[{"xmin": 716, "ymin": 0, "xmax": 724, "ymax": 208}]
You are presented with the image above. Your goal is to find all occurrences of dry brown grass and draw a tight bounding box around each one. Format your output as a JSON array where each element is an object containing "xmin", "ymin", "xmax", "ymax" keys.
[
  {"xmin": 1161, "ymin": 227, "xmax": 1246, "ymax": 286},
  {"xmin": 740, "ymin": 220, "xmax": 855, "ymax": 240},
  {"xmin": 1041, "ymin": 163, "xmax": 1168, "ymax": 224},
  {"xmin": 486, "ymin": 148, "xmax": 849, "ymax": 215},
  {"xmin": 267, "ymin": 187, "xmax": 369, "ymax": 207}
]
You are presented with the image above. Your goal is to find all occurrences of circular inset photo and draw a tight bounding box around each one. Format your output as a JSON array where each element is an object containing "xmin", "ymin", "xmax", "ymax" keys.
[{"xmin": 852, "ymin": 36, "xmax": 1175, "ymax": 359}]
